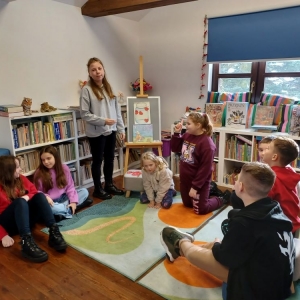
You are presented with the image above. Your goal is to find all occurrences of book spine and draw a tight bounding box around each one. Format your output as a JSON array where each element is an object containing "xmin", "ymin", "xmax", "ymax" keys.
[
  {"xmin": 29, "ymin": 122, "xmax": 35, "ymax": 145},
  {"xmin": 12, "ymin": 126, "xmax": 19, "ymax": 149},
  {"xmin": 0, "ymin": 107, "xmax": 9, "ymax": 112},
  {"xmin": 53, "ymin": 122, "xmax": 61, "ymax": 140}
]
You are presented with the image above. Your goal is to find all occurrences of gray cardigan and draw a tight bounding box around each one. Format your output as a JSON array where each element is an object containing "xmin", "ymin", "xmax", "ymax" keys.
[{"xmin": 80, "ymin": 84, "xmax": 125, "ymax": 137}]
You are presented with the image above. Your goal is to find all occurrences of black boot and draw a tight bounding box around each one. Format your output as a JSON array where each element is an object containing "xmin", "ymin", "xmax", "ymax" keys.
[
  {"xmin": 21, "ymin": 234, "xmax": 48, "ymax": 263},
  {"xmin": 92, "ymin": 188, "xmax": 112, "ymax": 200},
  {"xmin": 218, "ymin": 190, "xmax": 232, "ymax": 205},
  {"xmin": 76, "ymin": 198, "xmax": 93, "ymax": 212},
  {"xmin": 48, "ymin": 224, "xmax": 68, "ymax": 251},
  {"xmin": 54, "ymin": 214, "xmax": 66, "ymax": 223},
  {"xmin": 209, "ymin": 181, "xmax": 224, "ymax": 197},
  {"xmin": 104, "ymin": 183, "xmax": 124, "ymax": 195}
]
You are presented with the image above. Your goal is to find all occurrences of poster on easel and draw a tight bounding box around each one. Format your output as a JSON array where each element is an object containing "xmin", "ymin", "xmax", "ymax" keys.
[{"xmin": 127, "ymin": 97, "xmax": 161, "ymax": 142}]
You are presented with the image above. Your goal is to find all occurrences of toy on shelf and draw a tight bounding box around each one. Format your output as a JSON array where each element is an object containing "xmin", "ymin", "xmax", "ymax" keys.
[
  {"xmin": 40, "ymin": 102, "xmax": 57, "ymax": 113},
  {"xmin": 21, "ymin": 97, "xmax": 32, "ymax": 116}
]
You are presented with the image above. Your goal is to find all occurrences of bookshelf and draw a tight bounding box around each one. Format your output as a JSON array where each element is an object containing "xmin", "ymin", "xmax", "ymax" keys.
[
  {"xmin": 170, "ymin": 126, "xmax": 300, "ymax": 189},
  {"xmin": 0, "ymin": 110, "xmax": 123, "ymax": 188}
]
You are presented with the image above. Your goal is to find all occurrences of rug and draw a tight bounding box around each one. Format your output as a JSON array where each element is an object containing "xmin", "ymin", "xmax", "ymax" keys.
[
  {"xmin": 138, "ymin": 206, "xmax": 232, "ymax": 300},
  {"xmin": 42, "ymin": 193, "xmax": 224, "ymax": 281}
]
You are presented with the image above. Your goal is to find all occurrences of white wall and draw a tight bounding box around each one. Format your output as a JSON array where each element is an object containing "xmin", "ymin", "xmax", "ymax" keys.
[
  {"xmin": 1, "ymin": 0, "xmax": 299, "ymax": 129},
  {"xmin": 139, "ymin": 0, "xmax": 300, "ymax": 129},
  {"xmin": 0, "ymin": 0, "xmax": 139, "ymax": 109}
]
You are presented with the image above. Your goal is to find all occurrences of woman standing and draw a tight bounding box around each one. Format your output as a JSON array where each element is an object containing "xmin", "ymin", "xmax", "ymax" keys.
[{"xmin": 80, "ymin": 57, "xmax": 125, "ymax": 200}]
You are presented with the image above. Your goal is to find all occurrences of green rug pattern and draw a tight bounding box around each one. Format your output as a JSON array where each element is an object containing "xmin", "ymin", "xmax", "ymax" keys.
[{"xmin": 42, "ymin": 193, "xmax": 223, "ymax": 281}]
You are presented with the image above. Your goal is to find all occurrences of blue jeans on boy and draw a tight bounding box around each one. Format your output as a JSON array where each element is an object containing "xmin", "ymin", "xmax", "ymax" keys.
[
  {"xmin": 140, "ymin": 189, "xmax": 174, "ymax": 208},
  {"xmin": 51, "ymin": 188, "xmax": 89, "ymax": 218}
]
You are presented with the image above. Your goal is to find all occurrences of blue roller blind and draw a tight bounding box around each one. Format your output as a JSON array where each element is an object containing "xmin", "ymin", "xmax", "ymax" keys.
[{"xmin": 207, "ymin": 6, "xmax": 300, "ymax": 62}]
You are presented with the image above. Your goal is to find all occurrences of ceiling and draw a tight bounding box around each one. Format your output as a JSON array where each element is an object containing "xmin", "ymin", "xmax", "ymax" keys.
[
  {"xmin": 52, "ymin": 0, "xmax": 151, "ymax": 21},
  {"xmin": 52, "ymin": 0, "xmax": 196, "ymax": 20}
]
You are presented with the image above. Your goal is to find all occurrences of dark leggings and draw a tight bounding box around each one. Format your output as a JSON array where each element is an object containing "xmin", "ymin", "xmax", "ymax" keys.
[
  {"xmin": 88, "ymin": 132, "xmax": 116, "ymax": 189},
  {"xmin": 0, "ymin": 193, "xmax": 55, "ymax": 237}
]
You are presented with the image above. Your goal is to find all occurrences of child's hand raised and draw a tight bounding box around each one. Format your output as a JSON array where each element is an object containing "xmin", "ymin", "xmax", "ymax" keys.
[{"xmin": 174, "ymin": 120, "xmax": 183, "ymax": 133}]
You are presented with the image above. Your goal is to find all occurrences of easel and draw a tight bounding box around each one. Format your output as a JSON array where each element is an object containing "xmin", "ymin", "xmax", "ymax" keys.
[{"xmin": 123, "ymin": 56, "xmax": 162, "ymax": 190}]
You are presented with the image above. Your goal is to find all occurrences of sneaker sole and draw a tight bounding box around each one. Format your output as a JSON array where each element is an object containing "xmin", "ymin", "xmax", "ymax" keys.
[
  {"xmin": 160, "ymin": 226, "xmax": 195, "ymax": 262},
  {"xmin": 22, "ymin": 251, "xmax": 48, "ymax": 263}
]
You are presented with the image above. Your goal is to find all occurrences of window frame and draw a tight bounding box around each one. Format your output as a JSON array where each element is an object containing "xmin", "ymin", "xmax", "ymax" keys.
[{"xmin": 212, "ymin": 61, "xmax": 300, "ymax": 103}]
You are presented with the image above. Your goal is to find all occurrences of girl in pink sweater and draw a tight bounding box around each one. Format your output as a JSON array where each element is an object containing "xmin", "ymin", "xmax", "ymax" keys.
[{"xmin": 34, "ymin": 146, "xmax": 93, "ymax": 221}]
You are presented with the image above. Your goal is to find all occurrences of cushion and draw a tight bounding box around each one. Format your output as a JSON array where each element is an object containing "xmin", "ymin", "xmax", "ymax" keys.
[
  {"xmin": 218, "ymin": 92, "xmax": 250, "ymax": 103},
  {"xmin": 207, "ymin": 91, "xmax": 220, "ymax": 103},
  {"xmin": 277, "ymin": 104, "xmax": 295, "ymax": 133},
  {"xmin": 0, "ymin": 148, "xmax": 10, "ymax": 156},
  {"xmin": 245, "ymin": 103, "xmax": 258, "ymax": 129},
  {"xmin": 260, "ymin": 93, "xmax": 295, "ymax": 125}
]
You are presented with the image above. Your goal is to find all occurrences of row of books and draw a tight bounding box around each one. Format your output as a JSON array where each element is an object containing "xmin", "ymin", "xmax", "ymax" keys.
[
  {"xmin": 212, "ymin": 132, "xmax": 220, "ymax": 156},
  {"xmin": 205, "ymin": 102, "xmax": 276, "ymax": 131},
  {"xmin": 0, "ymin": 104, "xmax": 23, "ymax": 113},
  {"xmin": 223, "ymin": 167, "xmax": 241, "ymax": 185},
  {"xmin": 12, "ymin": 119, "xmax": 75, "ymax": 149},
  {"xmin": 16, "ymin": 143, "xmax": 76, "ymax": 174},
  {"xmin": 225, "ymin": 135, "xmax": 252, "ymax": 162},
  {"xmin": 79, "ymin": 156, "xmax": 120, "ymax": 182},
  {"xmin": 77, "ymin": 118, "xmax": 86, "ymax": 136},
  {"xmin": 78, "ymin": 139, "xmax": 91, "ymax": 157},
  {"xmin": 68, "ymin": 163, "xmax": 79, "ymax": 187}
]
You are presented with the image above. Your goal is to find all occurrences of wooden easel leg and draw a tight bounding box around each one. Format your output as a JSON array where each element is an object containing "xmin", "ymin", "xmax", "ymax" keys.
[
  {"xmin": 158, "ymin": 146, "xmax": 162, "ymax": 157},
  {"xmin": 123, "ymin": 147, "xmax": 130, "ymax": 188},
  {"xmin": 125, "ymin": 191, "xmax": 131, "ymax": 198}
]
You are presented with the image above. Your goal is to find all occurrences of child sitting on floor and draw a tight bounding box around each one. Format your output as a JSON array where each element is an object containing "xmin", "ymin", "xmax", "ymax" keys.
[
  {"xmin": 231, "ymin": 136, "xmax": 300, "ymax": 234},
  {"xmin": 160, "ymin": 162, "xmax": 295, "ymax": 300},
  {"xmin": 34, "ymin": 146, "xmax": 93, "ymax": 221},
  {"xmin": 140, "ymin": 151, "xmax": 175, "ymax": 209}
]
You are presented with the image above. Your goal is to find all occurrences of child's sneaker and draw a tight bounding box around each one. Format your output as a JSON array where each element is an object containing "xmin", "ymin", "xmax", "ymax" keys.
[{"xmin": 160, "ymin": 226, "xmax": 194, "ymax": 262}]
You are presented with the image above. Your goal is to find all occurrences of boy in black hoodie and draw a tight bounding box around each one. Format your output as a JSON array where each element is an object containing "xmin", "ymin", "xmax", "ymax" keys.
[{"xmin": 160, "ymin": 162, "xmax": 295, "ymax": 300}]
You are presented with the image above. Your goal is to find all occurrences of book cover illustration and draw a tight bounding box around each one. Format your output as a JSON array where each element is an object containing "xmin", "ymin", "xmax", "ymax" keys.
[
  {"xmin": 289, "ymin": 106, "xmax": 300, "ymax": 136},
  {"xmin": 253, "ymin": 105, "xmax": 275, "ymax": 126},
  {"xmin": 205, "ymin": 103, "xmax": 224, "ymax": 127},
  {"xmin": 133, "ymin": 124, "xmax": 153, "ymax": 142},
  {"xmin": 225, "ymin": 102, "xmax": 249, "ymax": 129},
  {"xmin": 134, "ymin": 102, "xmax": 151, "ymax": 124}
]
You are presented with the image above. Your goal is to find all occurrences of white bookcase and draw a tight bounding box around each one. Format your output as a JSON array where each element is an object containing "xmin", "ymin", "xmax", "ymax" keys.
[
  {"xmin": 0, "ymin": 110, "xmax": 123, "ymax": 188},
  {"xmin": 170, "ymin": 126, "xmax": 300, "ymax": 189}
]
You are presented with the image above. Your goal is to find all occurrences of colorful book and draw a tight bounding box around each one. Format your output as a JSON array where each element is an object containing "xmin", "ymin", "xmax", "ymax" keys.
[
  {"xmin": 235, "ymin": 134, "xmax": 253, "ymax": 146},
  {"xmin": 205, "ymin": 103, "xmax": 225, "ymax": 127},
  {"xmin": 53, "ymin": 122, "xmax": 61, "ymax": 140},
  {"xmin": 132, "ymin": 124, "xmax": 153, "ymax": 143},
  {"xmin": 225, "ymin": 102, "xmax": 249, "ymax": 129},
  {"xmin": 0, "ymin": 104, "xmax": 23, "ymax": 113},
  {"xmin": 0, "ymin": 111, "xmax": 24, "ymax": 117},
  {"xmin": 289, "ymin": 106, "xmax": 300, "ymax": 136},
  {"xmin": 252, "ymin": 105, "xmax": 275, "ymax": 126},
  {"xmin": 12, "ymin": 125, "xmax": 19, "ymax": 149}
]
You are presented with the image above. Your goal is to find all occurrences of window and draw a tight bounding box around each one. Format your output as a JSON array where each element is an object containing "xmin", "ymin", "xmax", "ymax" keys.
[{"xmin": 212, "ymin": 60, "xmax": 300, "ymax": 103}]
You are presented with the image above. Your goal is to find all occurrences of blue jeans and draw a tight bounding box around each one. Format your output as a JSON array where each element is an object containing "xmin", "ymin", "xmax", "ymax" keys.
[
  {"xmin": 51, "ymin": 188, "xmax": 89, "ymax": 218},
  {"xmin": 0, "ymin": 193, "xmax": 55, "ymax": 237},
  {"xmin": 140, "ymin": 189, "xmax": 174, "ymax": 208}
]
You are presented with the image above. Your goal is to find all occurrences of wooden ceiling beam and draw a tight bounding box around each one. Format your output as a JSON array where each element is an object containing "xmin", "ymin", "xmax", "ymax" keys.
[{"xmin": 81, "ymin": 0, "xmax": 197, "ymax": 18}]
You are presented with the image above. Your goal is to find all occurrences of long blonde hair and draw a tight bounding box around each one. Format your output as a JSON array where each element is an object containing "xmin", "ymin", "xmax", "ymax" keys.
[
  {"xmin": 87, "ymin": 57, "xmax": 115, "ymax": 100},
  {"xmin": 141, "ymin": 151, "xmax": 169, "ymax": 171}
]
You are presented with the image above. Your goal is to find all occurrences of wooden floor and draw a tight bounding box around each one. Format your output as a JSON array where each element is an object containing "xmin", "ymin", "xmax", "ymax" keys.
[{"xmin": 0, "ymin": 175, "xmax": 178, "ymax": 300}]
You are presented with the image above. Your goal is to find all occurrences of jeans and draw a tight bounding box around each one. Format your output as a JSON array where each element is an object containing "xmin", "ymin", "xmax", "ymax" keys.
[
  {"xmin": 51, "ymin": 188, "xmax": 89, "ymax": 218},
  {"xmin": 140, "ymin": 189, "xmax": 174, "ymax": 208},
  {"xmin": 0, "ymin": 193, "xmax": 55, "ymax": 237},
  {"xmin": 88, "ymin": 132, "xmax": 116, "ymax": 190}
]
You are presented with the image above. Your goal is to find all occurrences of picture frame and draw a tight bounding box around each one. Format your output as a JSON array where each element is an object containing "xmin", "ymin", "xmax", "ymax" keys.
[{"xmin": 126, "ymin": 96, "xmax": 161, "ymax": 142}]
